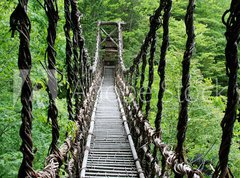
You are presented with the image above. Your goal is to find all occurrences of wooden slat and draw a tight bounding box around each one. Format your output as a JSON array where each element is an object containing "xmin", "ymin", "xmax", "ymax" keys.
[{"xmin": 82, "ymin": 67, "xmax": 142, "ymax": 178}]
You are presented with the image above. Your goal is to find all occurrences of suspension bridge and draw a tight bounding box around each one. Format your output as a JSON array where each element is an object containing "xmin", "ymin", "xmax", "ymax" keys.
[{"xmin": 9, "ymin": 0, "xmax": 239, "ymax": 177}]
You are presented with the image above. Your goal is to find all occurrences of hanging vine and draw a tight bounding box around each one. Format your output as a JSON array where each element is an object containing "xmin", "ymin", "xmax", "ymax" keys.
[
  {"xmin": 213, "ymin": 1, "xmax": 240, "ymax": 177},
  {"xmin": 175, "ymin": 2, "xmax": 195, "ymax": 177},
  {"xmin": 10, "ymin": 1, "xmax": 35, "ymax": 177},
  {"xmin": 43, "ymin": 0, "xmax": 60, "ymax": 160},
  {"xmin": 64, "ymin": 0, "xmax": 74, "ymax": 121}
]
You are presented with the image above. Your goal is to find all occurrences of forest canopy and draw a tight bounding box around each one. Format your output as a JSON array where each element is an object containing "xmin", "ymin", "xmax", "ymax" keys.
[{"xmin": 0, "ymin": 0, "xmax": 239, "ymax": 177}]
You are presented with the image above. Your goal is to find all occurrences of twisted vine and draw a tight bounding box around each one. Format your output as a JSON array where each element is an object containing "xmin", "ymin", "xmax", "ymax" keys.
[
  {"xmin": 213, "ymin": 1, "xmax": 240, "ymax": 177},
  {"xmin": 64, "ymin": 0, "xmax": 74, "ymax": 121},
  {"xmin": 44, "ymin": 0, "xmax": 60, "ymax": 160},
  {"xmin": 70, "ymin": 0, "xmax": 85, "ymax": 174},
  {"xmin": 145, "ymin": 31, "xmax": 157, "ymax": 119},
  {"xmin": 10, "ymin": 1, "xmax": 35, "ymax": 177},
  {"xmin": 175, "ymin": 1, "xmax": 195, "ymax": 177},
  {"xmin": 128, "ymin": 2, "xmax": 162, "ymax": 77},
  {"xmin": 153, "ymin": 0, "xmax": 172, "ymax": 177},
  {"xmin": 134, "ymin": 63, "xmax": 139, "ymax": 96},
  {"xmin": 71, "ymin": 0, "xmax": 84, "ymax": 118},
  {"xmin": 139, "ymin": 52, "xmax": 147, "ymax": 111}
]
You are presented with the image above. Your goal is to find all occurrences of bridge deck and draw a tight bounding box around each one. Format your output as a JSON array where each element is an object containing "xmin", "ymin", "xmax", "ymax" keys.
[{"xmin": 82, "ymin": 67, "xmax": 140, "ymax": 178}]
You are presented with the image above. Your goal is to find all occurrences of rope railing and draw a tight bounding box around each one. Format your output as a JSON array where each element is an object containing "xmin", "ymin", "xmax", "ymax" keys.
[
  {"xmin": 10, "ymin": 0, "xmax": 103, "ymax": 177},
  {"xmin": 116, "ymin": 0, "xmax": 239, "ymax": 177},
  {"xmin": 123, "ymin": 0, "xmax": 165, "ymax": 78},
  {"xmin": 116, "ymin": 76, "xmax": 202, "ymax": 177}
]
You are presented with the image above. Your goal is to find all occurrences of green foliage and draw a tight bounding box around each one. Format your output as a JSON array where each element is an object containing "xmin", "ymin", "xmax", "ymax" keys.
[
  {"xmin": 0, "ymin": 0, "xmax": 73, "ymax": 177},
  {"xmin": 0, "ymin": 0, "xmax": 239, "ymax": 177},
  {"xmin": 126, "ymin": 0, "xmax": 239, "ymax": 176}
]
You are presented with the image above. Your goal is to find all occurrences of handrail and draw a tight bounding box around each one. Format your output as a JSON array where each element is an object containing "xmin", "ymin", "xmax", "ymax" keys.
[
  {"xmin": 117, "ymin": 4, "xmax": 163, "ymax": 77},
  {"xmin": 91, "ymin": 21, "xmax": 101, "ymax": 75},
  {"xmin": 115, "ymin": 73, "xmax": 203, "ymax": 178},
  {"xmin": 36, "ymin": 67, "xmax": 103, "ymax": 177},
  {"xmin": 80, "ymin": 77, "xmax": 104, "ymax": 178}
]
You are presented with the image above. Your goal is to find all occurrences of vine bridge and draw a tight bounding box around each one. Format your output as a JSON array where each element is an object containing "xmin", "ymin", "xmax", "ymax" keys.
[{"xmin": 10, "ymin": 0, "xmax": 239, "ymax": 177}]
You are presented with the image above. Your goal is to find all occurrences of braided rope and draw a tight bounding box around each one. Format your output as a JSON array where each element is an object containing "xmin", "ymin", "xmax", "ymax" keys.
[
  {"xmin": 213, "ymin": 1, "xmax": 240, "ymax": 177},
  {"xmin": 36, "ymin": 137, "xmax": 72, "ymax": 177},
  {"xmin": 128, "ymin": 3, "xmax": 162, "ymax": 76},
  {"xmin": 70, "ymin": 0, "xmax": 87, "ymax": 174},
  {"xmin": 86, "ymin": 63, "xmax": 91, "ymax": 93},
  {"xmin": 92, "ymin": 22, "xmax": 101, "ymax": 74},
  {"xmin": 10, "ymin": 1, "xmax": 35, "ymax": 177},
  {"xmin": 154, "ymin": 0, "xmax": 170, "ymax": 146},
  {"xmin": 78, "ymin": 29, "xmax": 85, "ymax": 102},
  {"xmin": 134, "ymin": 63, "xmax": 139, "ymax": 96},
  {"xmin": 44, "ymin": 0, "xmax": 61, "ymax": 162},
  {"xmin": 83, "ymin": 49, "xmax": 88, "ymax": 94},
  {"xmin": 116, "ymin": 75, "xmax": 202, "ymax": 177},
  {"xmin": 153, "ymin": 0, "xmax": 172, "ymax": 177},
  {"xmin": 145, "ymin": 31, "xmax": 156, "ymax": 119},
  {"xmin": 139, "ymin": 52, "xmax": 147, "ymax": 111},
  {"xmin": 71, "ymin": 0, "xmax": 82, "ymax": 118},
  {"xmin": 141, "ymin": 28, "xmax": 157, "ymax": 176},
  {"xmin": 36, "ymin": 70, "xmax": 102, "ymax": 177},
  {"xmin": 137, "ymin": 14, "xmax": 160, "ymax": 176},
  {"xmin": 64, "ymin": 0, "xmax": 74, "ymax": 121},
  {"xmin": 175, "ymin": 2, "xmax": 195, "ymax": 177}
]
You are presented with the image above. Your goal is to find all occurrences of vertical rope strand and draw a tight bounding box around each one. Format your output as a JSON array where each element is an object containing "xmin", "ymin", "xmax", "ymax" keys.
[
  {"xmin": 145, "ymin": 33, "xmax": 156, "ymax": 119},
  {"xmin": 134, "ymin": 63, "xmax": 139, "ymax": 96},
  {"xmin": 129, "ymin": 3, "xmax": 163, "ymax": 75},
  {"xmin": 154, "ymin": 0, "xmax": 170, "ymax": 149},
  {"xmin": 144, "ymin": 17, "xmax": 158, "ymax": 176},
  {"xmin": 152, "ymin": 0, "xmax": 172, "ymax": 177},
  {"xmin": 64, "ymin": 0, "xmax": 74, "ymax": 121},
  {"xmin": 175, "ymin": 1, "xmax": 195, "ymax": 177},
  {"xmin": 44, "ymin": 0, "xmax": 60, "ymax": 158},
  {"xmin": 70, "ymin": 1, "xmax": 85, "ymax": 175},
  {"xmin": 213, "ymin": 1, "xmax": 240, "ymax": 177},
  {"xmin": 71, "ymin": 0, "xmax": 81, "ymax": 118},
  {"xmin": 139, "ymin": 53, "xmax": 147, "ymax": 111},
  {"xmin": 78, "ymin": 32, "xmax": 85, "ymax": 102},
  {"xmin": 83, "ymin": 49, "xmax": 88, "ymax": 94},
  {"xmin": 10, "ymin": 1, "xmax": 35, "ymax": 177}
]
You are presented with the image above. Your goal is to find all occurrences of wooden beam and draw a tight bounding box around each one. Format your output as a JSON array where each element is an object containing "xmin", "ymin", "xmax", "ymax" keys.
[
  {"xmin": 100, "ymin": 21, "xmax": 125, "ymax": 26},
  {"xmin": 100, "ymin": 27, "xmax": 119, "ymax": 47},
  {"xmin": 100, "ymin": 27, "xmax": 118, "ymax": 45}
]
